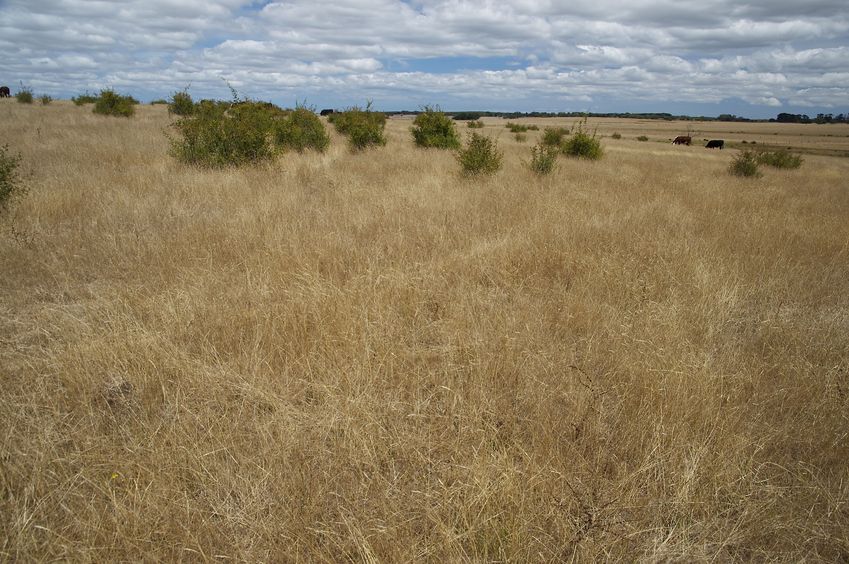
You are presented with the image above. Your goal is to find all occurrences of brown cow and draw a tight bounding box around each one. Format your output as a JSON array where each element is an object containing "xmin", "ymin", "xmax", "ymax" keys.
[{"xmin": 672, "ymin": 135, "xmax": 691, "ymax": 145}]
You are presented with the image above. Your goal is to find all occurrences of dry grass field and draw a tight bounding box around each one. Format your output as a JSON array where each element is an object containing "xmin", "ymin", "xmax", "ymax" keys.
[{"xmin": 2, "ymin": 100, "xmax": 849, "ymax": 561}]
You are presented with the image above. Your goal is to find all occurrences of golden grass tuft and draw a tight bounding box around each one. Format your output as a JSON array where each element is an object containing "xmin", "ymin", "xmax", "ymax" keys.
[{"xmin": 2, "ymin": 100, "xmax": 849, "ymax": 561}]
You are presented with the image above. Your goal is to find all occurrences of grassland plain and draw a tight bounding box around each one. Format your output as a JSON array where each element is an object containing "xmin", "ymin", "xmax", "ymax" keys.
[{"xmin": 1, "ymin": 100, "xmax": 848, "ymax": 561}]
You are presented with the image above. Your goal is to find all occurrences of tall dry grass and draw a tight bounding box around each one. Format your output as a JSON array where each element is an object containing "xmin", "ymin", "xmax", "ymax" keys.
[{"xmin": 2, "ymin": 100, "xmax": 848, "ymax": 561}]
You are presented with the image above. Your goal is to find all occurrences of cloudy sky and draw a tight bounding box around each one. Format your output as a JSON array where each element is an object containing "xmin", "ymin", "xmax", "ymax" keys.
[{"xmin": 1, "ymin": 0, "xmax": 847, "ymax": 117}]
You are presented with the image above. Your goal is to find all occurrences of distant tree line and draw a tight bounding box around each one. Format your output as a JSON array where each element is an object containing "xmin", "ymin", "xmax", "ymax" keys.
[
  {"xmin": 384, "ymin": 110, "xmax": 848, "ymax": 124},
  {"xmin": 772, "ymin": 112, "xmax": 849, "ymax": 124}
]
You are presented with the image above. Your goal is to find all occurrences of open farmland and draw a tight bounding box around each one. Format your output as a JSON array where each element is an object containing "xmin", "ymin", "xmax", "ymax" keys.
[{"xmin": 2, "ymin": 100, "xmax": 849, "ymax": 561}]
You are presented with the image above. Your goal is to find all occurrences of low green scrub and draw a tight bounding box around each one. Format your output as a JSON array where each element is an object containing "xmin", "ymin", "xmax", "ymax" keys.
[
  {"xmin": 169, "ymin": 91, "xmax": 195, "ymax": 116},
  {"xmin": 506, "ymin": 122, "xmax": 529, "ymax": 133},
  {"xmin": 542, "ymin": 127, "xmax": 568, "ymax": 147},
  {"xmin": 15, "ymin": 87, "xmax": 33, "ymax": 104},
  {"xmin": 273, "ymin": 106, "xmax": 330, "ymax": 153},
  {"xmin": 757, "ymin": 149, "xmax": 803, "ymax": 169},
  {"xmin": 411, "ymin": 106, "xmax": 460, "ymax": 149},
  {"xmin": 72, "ymin": 92, "xmax": 98, "ymax": 106},
  {"xmin": 39, "ymin": 95, "xmax": 52, "ymax": 105},
  {"xmin": 93, "ymin": 89, "xmax": 136, "ymax": 117},
  {"xmin": 526, "ymin": 143, "xmax": 558, "ymax": 175},
  {"xmin": 562, "ymin": 119, "xmax": 603, "ymax": 160},
  {"xmin": 467, "ymin": 120, "xmax": 484, "ymax": 129},
  {"xmin": 611, "ymin": 132, "xmax": 622, "ymax": 139},
  {"xmin": 0, "ymin": 144, "xmax": 25, "ymax": 214},
  {"xmin": 729, "ymin": 150, "xmax": 762, "ymax": 178},
  {"xmin": 457, "ymin": 132, "xmax": 502, "ymax": 176},
  {"xmin": 150, "ymin": 99, "xmax": 168, "ymax": 105},
  {"xmin": 329, "ymin": 104, "xmax": 387, "ymax": 151},
  {"xmin": 452, "ymin": 112, "xmax": 483, "ymax": 121},
  {"xmin": 514, "ymin": 133, "xmax": 527, "ymax": 142},
  {"xmin": 636, "ymin": 135, "xmax": 649, "ymax": 142}
]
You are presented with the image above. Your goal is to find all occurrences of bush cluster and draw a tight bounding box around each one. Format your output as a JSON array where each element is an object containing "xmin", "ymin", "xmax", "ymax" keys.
[
  {"xmin": 411, "ymin": 106, "xmax": 460, "ymax": 149},
  {"xmin": 636, "ymin": 135, "xmax": 649, "ymax": 142},
  {"xmin": 329, "ymin": 104, "xmax": 387, "ymax": 151},
  {"xmin": 39, "ymin": 95, "xmax": 52, "ymax": 105},
  {"xmin": 456, "ymin": 132, "xmax": 502, "ymax": 176},
  {"xmin": 0, "ymin": 144, "xmax": 24, "ymax": 213},
  {"xmin": 274, "ymin": 106, "xmax": 330, "ymax": 153},
  {"xmin": 757, "ymin": 149, "xmax": 803, "ymax": 169},
  {"xmin": 729, "ymin": 150, "xmax": 762, "ymax": 178},
  {"xmin": 542, "ymin": 127, "xmax": 568, "ymax": 147},
  {"xmin": 562, "ymin": 119, "xmax": 603, "ymax": 160},
  {"xmin": 93, "ymin": 89, "xmax": 136, "ymax": 117},
  {"xmin": 526, "ymin": 142, "xmax": 558, "ymax": 175},
  {"xmin": 467, "ymin": 121, "xmax": 484, "ymax": 129},
  {"xmin": 611, "ymin": 132, "xmax": 622, "ymax": 139},
  {"xmin": 169, "ymin": 91, "xmax": 195, "ymax": 116},
  {"xmin": 150, "ymin": 99, "xmax": 168, "ymax": 105},
  {"xmin": 72, "ymin": 92, "xmax": 98, "ymax": 106},
  {"xmin": 506, "ymin": 122, "xmax": 529, "ymax": 133},
  {"xmin": 15, "ymin": 87, "xmax": 33, "ymax": 104},
  {"xmin": 452, "ymin": 112, "xmax": 483, "ymax": 121}
]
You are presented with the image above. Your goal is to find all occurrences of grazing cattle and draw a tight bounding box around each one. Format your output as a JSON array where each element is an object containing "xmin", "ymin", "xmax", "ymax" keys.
[
  {"xmin": 0, "ymin": 86, "xmax": 10, "ymax": 98},
  {"xmin": 319, "ymin": 108, "xmax": 334, "ymax": 116},
  {"xmin": 705, "ymin": 139, "xmax": 724, "ymax": 149},
  {"xmin": 672, "ymin": 135, "xmax": 691, "ymax": 145}
]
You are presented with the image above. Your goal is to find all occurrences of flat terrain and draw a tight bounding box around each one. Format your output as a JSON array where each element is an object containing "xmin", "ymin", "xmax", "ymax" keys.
[{"xmin": 2, "ymin": 100, "xmax": 849, "ymax": 561}]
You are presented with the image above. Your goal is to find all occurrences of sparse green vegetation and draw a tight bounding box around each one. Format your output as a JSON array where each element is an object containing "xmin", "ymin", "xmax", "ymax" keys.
[
  {"xmin": 168, "ymin": 91, "xmax": 195, "ymax": 116},
  {"xmin": 15, "ymin": 87, "xmax": 33, "ymax": 104},
  {"xmin": 541, "ymin": 126, "xmax": 569, "ymax": 148},
  {"xmin": 39, "ymin": 95, "xmax": 52, "ymax": 105},
  {"xmin": 562, "ymin": 118, "xmax": 603, "ymax": 160},
  {"xmin": 467, "ymin": 120, "xmax": 484, "ymax": 129},
  {"xmin": 0, "ymin": 144, "xmax": 24, "ymax": 213},
  {"xmin": 611, "ymin": 132, "xmax": 622, "ymax": 139},
  {"xmin": 93, "ymin": 89, "xmax": 136, "ymax": 117},
  {"xmin": 757, "ymin": 149, "xmax": 803, "ymax": 169},
  {"xmin": 329, "ymin": 103, "xmax": 387, "ymax": 151},
  {"xmin": 457, "ymin": 132, "xmax": 502, "ymax": 176},
  {"xmin": 514, "ymin": 133, "xmax": 527, "ymax": 142},
  {"xmin": 72, "ymin": 92, "xmax": 98, "ymax": 106},
  {"xmin": 506, "ymin": 122, "xmax": 529, "ymax": 133},
  {"xmin": 729, "ymin": 149, "xmax": 762, "ymax": 177},
  {"xmin": 526, "ymin": 142, "xmax": 558, "ymax": 175},
  {"xmin": 150, "ymin": 99, "xmax": 168, "ymax": 105},
  {"xmin": 637, "ymin": 135, "xmax": 649, "ymax": 142},
  {"xmin": 411, "ymin": 106, "xmax": 461, "ymax": 149},
  {"xmin": 273, "ymin": 105, "xmax": 330, "ymax": 153}
]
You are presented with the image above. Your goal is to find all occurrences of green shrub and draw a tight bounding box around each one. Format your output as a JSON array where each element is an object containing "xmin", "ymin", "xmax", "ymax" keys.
[
  {"xmin": 169, "ymin": 90, "xmax": 195, "ymax": 116},
  {"xmin": 15, "ymin": 87, "xmax": 33, "ymax": 104},
  {"xmin": 39, "ymin": 95, "xmax": 52, "ymax": 105},
  {"xmin": 170, "ymin": 100, "xmax": 280, "ymax": 167},
  {"xmin": 729, "ymin": 150, "xmax": 762, "ymax": 178},
  {"xmin": 150, "ymin": 99, "xmax": 168, "ymax": 105},
  {"xmin": 757, "ymin": 149, "xmax": 803, "ymax": 169},
  {"xmin": 72, "ymin": 92, "xmax": 98, "ymax": 106},
  {"xmin": 467, "ymin": 120, "xmax": 484, "ymax": 129},
  {"xmin": 514, "ymin": 133, "xmax": 527, "ymax": 142},
  {"xmin": 611, "ymin": 132, "xmax": 622, "ymax": 139},
  {"xmin": 411, "ymin": 106, "xmax": 460, "ymax": 149},
  {"xmin": 330, "ymin": 103, "xmax": 386, "ymax": 151},
  {"xmin": 528, "ymin": 124, "xmax": 539, "ymax": 131},
  {"xmin": 0, "ymin": 145, "xmax": 25, "ymax": 214},
  {"xmin": 452, "ymin": 112, "xmax": 483, "ymax": 121},
  {"xmin": 273, "ymin": 106, "xmax": 329, "ymax": 153},
  {"xmin": 457, "ymin": 132, "xmax": 502, "ymax": 176},
  {"xmin": 562, "ymin": 118, "xmax": 603, "ymax": 160},
  {"xmin": 93, "ymin": 89, "xmax": 135, "ymax": 117},
  {"xmin": 506, "ymin": 122, "xmax": 529, "ymax": 133},
  {"xmin": 542, "ymin": 126, "xmax": 568, "ymax": 147},
  {"xmin": 636, "ymin": 135, "xmax": 649, "ymax": 142},
  {"xmin": 526, "ymin": 143, "xmax": 558, "ymax": 175}
]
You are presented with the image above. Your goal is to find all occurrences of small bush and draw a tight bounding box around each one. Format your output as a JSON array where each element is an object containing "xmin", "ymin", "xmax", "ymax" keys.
[
  {"xmin": 411, "ymin": 106, "xmax": 460, "ymax": 149},
  {"xmin": 170, "ymin": 100, "xmax": 280, "ymax": 167},
  {"xmin": 457, "ymin": 132, "xmax": 502, "ymax": 176},
  {"xmin": 0, "ymin": 144, "xmax": 25, "ymax": 214},
  {"xmin": 274, "ymin": 106, "xmax": 330, "ymax": 153},
  {"xmin": 542, "ymin": 127, "xmax": 568, "ymax": 148},
  {"xmin": 527, "ymin": 124, "xmax": 539, "ymax": 131},
  {"xmin": 15, "ymin": 87, "xmax": 33, "ymax": 104},
  {"xmin": 506, "ymin": 122, "xmax": 529, "ymax": 133},
  {"xmin": 72, "ymin": 92, "xmax": 98, "ymax": 106},
  {"xmin": 467, "ymin": 120, "xmax": 484, "ymax": 129},
  {"xmin": 562, "ymin": 118, "xmax": 603, "ymax": 160},
  {"xmin": 729, "ymin": 150, "xmax": 762, "ymax": 178},
  {"xmin": 611, "ymin": 132, "xmax": 622, "ymax": 139},
  {"xmin": 93, "ymin": 89, "xmax": 136, "ymax": 117},
  {"xmin": 330, "ymin": 103, "xmax": 387, "ymax": 151},
  {"xmin": 39, "ymin": 95, "xmax": 52, "ymax": 105},
  {"xmin": 757, "ymin": 149, "xmax": 803, "ymax": 169},
  {"xmin": 636, "ymin": 135, "xmax": 649, "ymax": 142},
  {"xmin": 514, "ymin": 133, "xmax": 527, "ymax": 142},
  {"xmin": 526, "ymin": 143, "xmax": 558, "ymax": 176},
  {"xmin": 169, "ymin": 90, "xmax": 195, "ymax": 116},
  {"xmin": 150, "ymin": 99, "xmax": 168, "ymax": 105}
]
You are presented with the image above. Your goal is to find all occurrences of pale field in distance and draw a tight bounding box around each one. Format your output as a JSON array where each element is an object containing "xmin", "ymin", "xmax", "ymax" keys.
[{"xmin": 2, "ymin": 100, "xmax": 849, "ymax": 561}]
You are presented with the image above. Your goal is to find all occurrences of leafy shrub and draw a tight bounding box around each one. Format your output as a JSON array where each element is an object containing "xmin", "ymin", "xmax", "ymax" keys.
[
  {"xmin": 542, "ymin": 127, "xmax": 568, "ymax": 147},
  {"xmin": 0, "ymin": 144, "xmax": 25, "ymax": 213},
  {"xmin": 15, "ymin": 87, "xmax": 33, "ymax": 104},
  {"xmin": 39, "ymin": 95, "xmax": 52, "ymax": 105},
  {"xmin": 329, "ymin": 103, "xmax": 386, "ymax": 151},
  {"xmin": 757, "ymin": 149, "xmax": 803, "ymax": 169},
  {"xmin": 514, "ymin": 133, "xmax": 527, "ymax": 142},
  {"xmin": 729, "ymin": 150, "xmax": 762, "ymax": 178},
  {"xmin": 457, "ymin": 132, "xmax": 502, "ymax": 176},
  {"xmin": 93, "ymin": 89, "xmax": 136, "ymax": 117},
  {"xmin": 526, "ymin": 143, "xmax": 558, "ymax": 175},
  {"xmin": 562, "ymin": 118, "xmax": 603, "ymax": 160},
  {"xmin": 611, "ymin": 132, "xmax": 622, "ymax": 139},
  {"xmin": 411, "ymin": 106, "xmax": 460, "ymax": 149},
  {"xmin": 72, "ymin": 92, "xmax": 98, "ymax": 106},
  {"xmin": 169, "ymin": 90, "xmax": 195, "ymax": 116},
  {"xmin": 467, "ymin": 120, "xmax": 484, "ymax": 129},
  {"xmin": 506, "ymin": 122, "xmax": 528, "ymax": 133},
  {"xmin": 636, "ymin": 135, "xmax": 649, "ymax": 142},
  {"xmin": 170, "ymin": 100, "xmax": 286, "ymax": 167},
  {"xmin": 150, "ymin": 99, "xmax": 168, "ymax": 105},
  {"xmin": 527, "ymin": 124, "xmax": 539, "ymax": 131},
  {"xmin": 273, "ymin": 106, "xmax": 330, "ymax": 153}
]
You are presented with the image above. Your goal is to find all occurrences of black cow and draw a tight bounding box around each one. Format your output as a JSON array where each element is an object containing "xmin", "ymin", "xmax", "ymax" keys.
[
  {"xmin": 672, "ymin": 135, "xmax": 691, "ymax": 145},
  {"xmin": 705, "ymin": 139, "xmax": 724, "ymax": 149},
  {"xmin": 0, "ymin": 86, "xmax": 10, "ymax": 98},
  {"xmin": 319, "ymin": 108, "xmax": 334, "ymax": 116}
]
